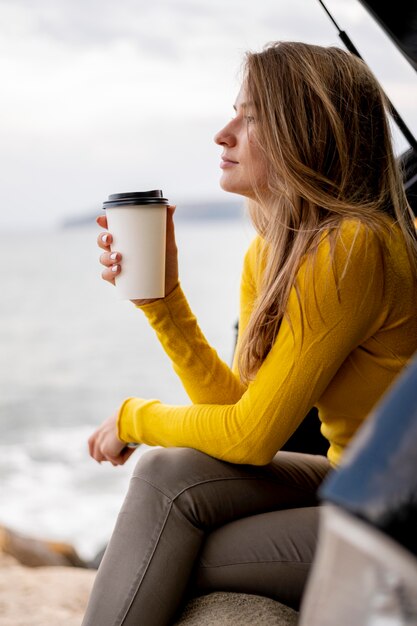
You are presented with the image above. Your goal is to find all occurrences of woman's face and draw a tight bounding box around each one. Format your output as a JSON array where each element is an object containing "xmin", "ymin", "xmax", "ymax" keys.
[{"xmin": 214, "ymin": 85, "xmax": 268, "ymax": 200}]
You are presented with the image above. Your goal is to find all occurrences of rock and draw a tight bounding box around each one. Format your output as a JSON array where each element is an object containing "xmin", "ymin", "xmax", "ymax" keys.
[
  {"xmin": 0, "ymin": 525, "xmax": 88, "ymax": 568},
  {"xmin": 0, "ymin": 552, "xmax": 20, "ymax": 568},
  {"xmin": 175, "ymin": 592, "xmax": 298, "ymax": 625},
  {"xmin": 0, "ymin": 561, "xmax": 95, "ymax": 626}
]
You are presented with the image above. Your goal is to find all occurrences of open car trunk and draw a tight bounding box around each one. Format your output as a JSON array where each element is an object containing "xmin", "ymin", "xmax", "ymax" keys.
[{"xmin": 358, "ymin": 0, "xmax": 417, "ymax": 216}]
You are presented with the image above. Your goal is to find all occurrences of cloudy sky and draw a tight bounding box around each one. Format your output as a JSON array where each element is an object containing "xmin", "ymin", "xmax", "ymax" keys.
[{"xmin": 1, "ymin": 0, "xmax": 416, "ymax": 229}]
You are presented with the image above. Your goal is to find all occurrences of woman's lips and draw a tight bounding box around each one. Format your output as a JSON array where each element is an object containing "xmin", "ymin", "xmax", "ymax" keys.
[{"xmin": 220, "ymin": 158, "xmax": 239, "ymax": 168}]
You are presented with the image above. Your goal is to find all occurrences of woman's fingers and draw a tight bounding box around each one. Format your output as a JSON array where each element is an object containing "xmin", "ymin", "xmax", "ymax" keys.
[
  {"xmin": 118, "ymin": 447, "xmax": 137, "ymax": 465},
  {"xmin": 96, "ymin": 214, "xmax": 111, "ymax": 251},
  {"xmin": 96, "ymin": 217, "xmax": 120, "ymax": 284},
  {"xmin": 101, "ymin": 264, "xmax": 120, "ymax": 284},
  {"xmin": 97, "ymin": 231, "xmax": 113, "ymax": 251},
  {"xmin": 96, "ymin": 215, "xmax": 118, "ymax": 284},
  {"xmin": 99, "ymin": 250, "xmax": 122, "ymax": 285},
  {"xmin": 88, "ymin": 433, "xmax": 106, "ymax": 464},
  {"xmin": 100, "ymin": 251, "xmax": 121, "ymax": 267},
  {"xmin": 96, "ymin": 214, "xmax": 108, "ymax": 229}
]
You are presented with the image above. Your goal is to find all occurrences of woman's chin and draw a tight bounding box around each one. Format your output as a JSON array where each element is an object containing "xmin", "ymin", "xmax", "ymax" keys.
[
  {"xmin": 219, "ymin": 179, "xmax": 250, "ymax": 198},
  {"xmin": 219, "ymin": 177, "xmax": 233, "ymax": 193}
]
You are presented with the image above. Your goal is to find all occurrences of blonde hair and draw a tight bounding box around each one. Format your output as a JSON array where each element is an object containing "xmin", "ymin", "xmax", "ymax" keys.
[{"xmin": 238, "ymin": 41, "xmax": 417, "ymax": 383}]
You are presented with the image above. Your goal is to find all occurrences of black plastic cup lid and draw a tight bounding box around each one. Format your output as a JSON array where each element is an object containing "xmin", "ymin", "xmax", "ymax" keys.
[{"xmin": 103, "ymin": 190, "xmax": 169, "ymax": 209}]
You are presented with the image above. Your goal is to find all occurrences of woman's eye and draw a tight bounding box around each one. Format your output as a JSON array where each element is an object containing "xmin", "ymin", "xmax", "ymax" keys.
[{"xmin": 229, "ymin": 111, "xmax": 255, "ymax": 123}]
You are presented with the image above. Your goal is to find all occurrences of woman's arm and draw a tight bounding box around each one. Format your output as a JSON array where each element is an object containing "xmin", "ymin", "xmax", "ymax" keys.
[
  {"xmin": 137, "ymin": 284, "xmax": 246, "ymax": 404},
  {"xmin": 134, "ymin": 237, "xmax": 261, "ymax": 405},
  {"xmin": 118, "ymin": 222, "xmax": 388, "ymax": 465},
  {"xmin": 98, "ymin": 211, "xmax": 259, "ymax": 405}
]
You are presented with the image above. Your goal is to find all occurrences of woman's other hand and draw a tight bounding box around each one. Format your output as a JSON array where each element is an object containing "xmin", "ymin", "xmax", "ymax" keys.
[
  {"xmin": 88, "ymin": 412, "xmax": 136, "ymax": 466},
  {"xmin": 97, "ymin": 204, "xmax": 179, "ymax": 306}
]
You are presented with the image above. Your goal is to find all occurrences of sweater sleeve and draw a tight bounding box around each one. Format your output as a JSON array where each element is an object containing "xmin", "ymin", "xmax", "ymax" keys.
[
  {"xmin": 118, "ymin": 222, "xmax": 387, "ymax": 465},
  {"xmin": 135, "ymin": 237, "xmax": 262, "ymax": 404}
]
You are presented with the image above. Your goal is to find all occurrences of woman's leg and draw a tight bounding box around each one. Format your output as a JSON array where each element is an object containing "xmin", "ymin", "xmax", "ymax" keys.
[
  {"xmin": 193, "ymin": 506, "xmax": 320, "ymax": 610},
  {"xmin": 82, "ymin": 447, "xmax": 330, "ymax": 626}
]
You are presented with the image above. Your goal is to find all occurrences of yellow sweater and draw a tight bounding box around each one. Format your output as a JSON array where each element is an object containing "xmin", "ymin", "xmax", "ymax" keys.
[{"xmin": 118, "ymin": 220, "xmax": 417, "ymax": 466}]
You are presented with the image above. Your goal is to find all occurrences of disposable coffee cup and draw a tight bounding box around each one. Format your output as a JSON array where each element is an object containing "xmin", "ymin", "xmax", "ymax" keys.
[{"xmin": 103, "ymin": 190, "xmax": 169, "ymax": 300}]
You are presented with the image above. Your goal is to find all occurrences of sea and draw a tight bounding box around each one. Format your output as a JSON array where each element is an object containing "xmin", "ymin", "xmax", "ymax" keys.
[{"xmin": 0, "ymin": 217, "xmax": 254, "ymax": 560}]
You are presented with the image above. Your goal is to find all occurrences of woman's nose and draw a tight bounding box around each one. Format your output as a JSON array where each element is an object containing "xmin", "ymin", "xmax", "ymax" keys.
[{"xmin": 214, "ymin": 121, "xmax": 236, "ymax": 147}]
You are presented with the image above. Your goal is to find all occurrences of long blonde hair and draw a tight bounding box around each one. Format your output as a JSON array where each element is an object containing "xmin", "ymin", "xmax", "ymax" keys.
[{"xmin": 238, "ymin": 41, "xmax": 417, "ymax": 383}]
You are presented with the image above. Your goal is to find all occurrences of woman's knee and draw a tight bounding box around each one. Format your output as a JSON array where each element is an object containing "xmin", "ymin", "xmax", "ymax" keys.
[{"xmin": 132, "ymin": 447, "xmax": 224, "ymax": 500}]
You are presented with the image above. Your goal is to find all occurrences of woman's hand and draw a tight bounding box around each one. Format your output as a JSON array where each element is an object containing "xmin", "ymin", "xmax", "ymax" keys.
[
  {"xmin": 97, "ymin": 205, "xmax": 179, "ymax": 306},
  {"xmin": 88, "ymin": 412, "xmax": 137, "ymax": 466}
]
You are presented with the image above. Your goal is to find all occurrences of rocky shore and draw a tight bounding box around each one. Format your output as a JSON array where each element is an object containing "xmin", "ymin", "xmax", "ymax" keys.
[
  {"xmin": 0, "ymin": 525, "xmax": 298, "ymax": 625},
  {"xmin": 0, "ymin": 552, "xmax": 95, "ymax": 626}
]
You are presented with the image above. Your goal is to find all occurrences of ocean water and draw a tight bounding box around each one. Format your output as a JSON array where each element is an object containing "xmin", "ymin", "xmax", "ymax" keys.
[{"xmin": 0, "ymin": 218, "xmax": 254, "ymax": 559}]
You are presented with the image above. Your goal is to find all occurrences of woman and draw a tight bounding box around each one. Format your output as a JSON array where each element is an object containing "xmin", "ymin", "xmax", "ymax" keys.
[{"xmin": 83, "ymin": 42, "xmax": 417, "ymax": 625}]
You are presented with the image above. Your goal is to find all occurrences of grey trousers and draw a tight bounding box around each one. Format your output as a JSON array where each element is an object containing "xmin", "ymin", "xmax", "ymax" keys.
[{"xmin": 82, "ymin": 448, "xmax": 330, "ymax": 626}]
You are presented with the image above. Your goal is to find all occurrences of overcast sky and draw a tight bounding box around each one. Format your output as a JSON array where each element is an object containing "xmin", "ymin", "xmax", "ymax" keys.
[{"xmin": 1, "ymin": 0, "xmax": 416, "ymax": 230}]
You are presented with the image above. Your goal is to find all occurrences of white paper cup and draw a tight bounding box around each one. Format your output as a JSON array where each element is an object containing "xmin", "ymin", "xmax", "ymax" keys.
[{"xmin": 103, "ymin": 190, "xmax": 169, "ymax": 300}]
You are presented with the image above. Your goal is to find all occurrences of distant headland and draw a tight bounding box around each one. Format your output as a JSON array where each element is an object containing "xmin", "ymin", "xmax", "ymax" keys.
[{"xmin": 62, "ymin": 199, "xmax": 246, "ymax": 228}]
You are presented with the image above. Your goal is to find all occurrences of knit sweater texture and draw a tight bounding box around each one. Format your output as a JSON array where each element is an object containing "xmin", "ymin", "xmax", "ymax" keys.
[{"xmin": 117, "ymin": 220, "xmax": 417, "ymax": 466}]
